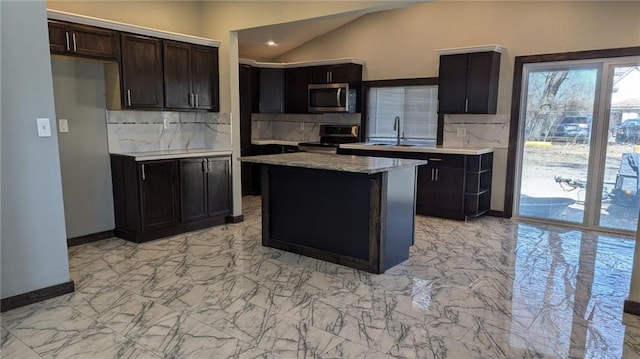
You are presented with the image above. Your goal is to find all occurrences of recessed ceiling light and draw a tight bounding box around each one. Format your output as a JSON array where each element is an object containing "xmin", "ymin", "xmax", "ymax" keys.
[{"xmin": 266, "ymin": 40, "xmax": 278, "ymax": 47}]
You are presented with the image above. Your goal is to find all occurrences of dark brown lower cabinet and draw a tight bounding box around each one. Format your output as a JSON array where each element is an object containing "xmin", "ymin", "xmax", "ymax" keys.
[
  {"xmin": 417, "ymin": 164, "xmax": 465, "ymax": 220},
  {"xmin": 111, "ymin": 154, "xmax": 231, "ymax": 242},
  {"xmin": 139, "ymin": 160, "xmax": 180, "ymax": 230},
  {"xmin": 337, "ymin": 148, "xmax": 493, "ymax": 220},
  {"xmin": 180, "ymin": 156, "xmax": 231, "ymax": 223},
  {"xmin": 206, "ymin": 157, "xmax": 231, "ymax": 216}
]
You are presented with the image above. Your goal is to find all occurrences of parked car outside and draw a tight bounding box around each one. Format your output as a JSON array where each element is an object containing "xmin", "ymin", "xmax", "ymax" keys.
[
  {"xmin": 553, "ymin": 116, "xmax": 592, "ymax": 142},
  {"xmin": 615, "ymin": 119, "xmax": 640, "ymax": 143}
]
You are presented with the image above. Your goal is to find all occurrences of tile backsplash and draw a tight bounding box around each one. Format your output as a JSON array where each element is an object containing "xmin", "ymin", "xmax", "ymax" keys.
[
  {"xmin": 106, "ymin": 110, "xmax": 231, "ymax": 153},
  {"xmin": 442, "ymin": 114, "xmax": 510, "ymax": 148},
  {"xmin": 252, "ymin": 113, "xmax": 361, "ymax": 142}
]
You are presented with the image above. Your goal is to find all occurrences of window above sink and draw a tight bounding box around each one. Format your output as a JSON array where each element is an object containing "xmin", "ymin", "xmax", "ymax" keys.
[{"xmin": 364, "ymin": 79, "xmax": 439, "ymax": 144}]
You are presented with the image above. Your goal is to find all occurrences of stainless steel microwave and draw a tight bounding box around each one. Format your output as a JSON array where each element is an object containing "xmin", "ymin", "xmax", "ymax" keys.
[{"xmin": 308, "ymin": 83, "xmax": 356, "ymax": 113}]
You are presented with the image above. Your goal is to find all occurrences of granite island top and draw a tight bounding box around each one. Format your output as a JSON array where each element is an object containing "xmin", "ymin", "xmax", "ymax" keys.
[
  {"xmin": 251, "ymin": 139, "xmax": 300, "ymax": 146},
  {"xmin": 239, "ymin": 152, "xmax": 427, "ymax": 174},
  {"xmin": 339, "ymin": 143, "xmax": 494, "ymax": 155},
  {"xmin": 111, "ymin": 149, "xmax": 232, "ymax": 161}
]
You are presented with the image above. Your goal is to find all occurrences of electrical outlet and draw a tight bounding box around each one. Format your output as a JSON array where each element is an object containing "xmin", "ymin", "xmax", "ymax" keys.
[
  {"xmin": 456, "ymin": 127, "xmax": 466, "ymax": 137},
  {"xmin": 59, "ymin": 119, "xmax": 69, "ymax": 133},
  {"xmin": 163, "ymin": 118, "xmax": 169, "ymax": 130},
  {"xmin": 36, "ymin": 118, "xmax": 51, "ymax": 137}
]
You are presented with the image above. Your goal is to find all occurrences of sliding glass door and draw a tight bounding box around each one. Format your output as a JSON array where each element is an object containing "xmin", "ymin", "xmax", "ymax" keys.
[
  {"xmin": 599, "ymin": 63, "xmax": 640, "ymax": 231},
  {"xmin": 515, "ymin": 57, "xmax": 640, "ymax": 233}
]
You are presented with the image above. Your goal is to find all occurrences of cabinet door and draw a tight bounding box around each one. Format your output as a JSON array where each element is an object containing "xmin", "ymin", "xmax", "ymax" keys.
[
  {"xmin": 329, "ymin": 63, "xmax": 362, "ymax": 83},
  {"xmin": 70, "ymin": 24, "xmax": 119, "ymax": 59},
  {"xmin": 207, "ymin": 157, "xmax": 231, "ymax": 217},
  {"xmin": 465, "ymin": 52, "xmax": 500, "ymax": 114},
  {"xmin": 437, "ymin": 54, "xmax": 468, "ymax": 114},
  {"xmin": 192, "ymin": 46, "xmax": 219, "ymax": 111},
  {"xmin": 48, "ymin": 20, "xmax": 69, "ymax": 54},
  {"xmin": 259, "ymin": 68, "xmax": 284, "ymax": 113},
  {"xmin": 163, "ymin": 41, "xmax": 192, "ymax": 109},
  {"xmin": 180, "ymin": 158, "xmax": 208, "ymax": 223},
  {"xmin": 121, "ymin": 34, "xmax": 164, "ymax": 109},
  {"xmin": 430, "ymin": 167, "xmax": 465, "ymax": 219},
  {"xmin": 415, "ymin": 165, "xmax": 432, "ymax": 215},
  {"xmin": 312, "ymin": 65, "xmax": 331, "ymax": 84},
  {"xmin": 139, "ymin": 160, "xmax": 179, "ymax": 230},
  {"xmin": 285, "ymin": 67, "xmax": 312, "ymax": 113}
]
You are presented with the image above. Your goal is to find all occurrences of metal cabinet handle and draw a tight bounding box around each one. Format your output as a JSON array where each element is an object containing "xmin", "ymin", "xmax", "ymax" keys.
[
  {"xmin": 435, "ymin": 168, "xmax": 439, "ymax": 181},
  {"xmin": 141, "ymin": 164, "xmax": 146, "ymax": 180},
  {"xmin": 465, "ymin": 99, "xmax": 469, "ymax": 113},
  {"xmin": 431, "ymin": 168, "xmax": 435, "ymax": 181},
  {"xmin": 72, "ymin": 33, "xmax": 77, "ymax": 52},
  {"xmin": 127, "ymin": 90, "xmax": 132, "ymax": 107},
  {"xmin": 195, "ymin": 94, "xmax": 199, "ymax": 108},
  {"xmin": 189, "ymin": 93, "xmax": 193, "ymax": 107},
  {"xmin": 65, "ymin": 32, "xmax": 70, "ymax": 51},
  {"xmin": 428, "ymin": 158, "xmax": 442, "ymax": 161}
]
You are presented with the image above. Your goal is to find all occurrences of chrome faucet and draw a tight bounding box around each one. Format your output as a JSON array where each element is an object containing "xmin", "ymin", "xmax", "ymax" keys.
[{"xmin": 393, "ymin": 116, "xmax": 403, "ymax": 145}]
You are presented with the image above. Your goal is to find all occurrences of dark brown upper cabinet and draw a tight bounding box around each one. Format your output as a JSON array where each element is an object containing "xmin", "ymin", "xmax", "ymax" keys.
[
  {"xmin": 120, "ymin": 33, "xmax": 164, "ymax": 109},
  {"xmin": 311, "ymin": 63, "xmax": 362, "ymax": 84},
  {"xmin": 163, "ymin": 41, "xmax": 219, "ymax": 111},
  {"xmin": 259, "ymin": 68, "xmax": 285, "ymax": 113},
  {"xmin": 285, "ymin": 67, "xmax": 313, "ymax": 113},
  {"xmin": 48, "ymin": 20, "xmax": 119, "ymax": 60},
  {"xmin": 437, "ymin": 51, "xmax": 501, "ymax": 114}
]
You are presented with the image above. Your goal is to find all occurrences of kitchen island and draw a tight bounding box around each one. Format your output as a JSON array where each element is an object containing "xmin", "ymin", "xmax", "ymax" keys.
[{"xmin": 239, "ymin": 152, "xmax": 427, "ymax": 274}]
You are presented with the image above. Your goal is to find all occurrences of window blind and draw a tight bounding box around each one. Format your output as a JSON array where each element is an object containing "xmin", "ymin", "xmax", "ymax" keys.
[{"xmin": 367, "ymin": 85, "xmax": 438, "ymax": 141}]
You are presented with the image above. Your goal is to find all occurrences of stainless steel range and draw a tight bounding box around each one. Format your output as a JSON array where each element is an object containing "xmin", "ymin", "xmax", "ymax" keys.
[{"xmin": 298, "ymin": 125, "xmax": 359, "ymax": 154}]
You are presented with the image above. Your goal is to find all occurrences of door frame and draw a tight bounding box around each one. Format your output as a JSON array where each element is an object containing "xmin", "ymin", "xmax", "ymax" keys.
[{"xmin": 504, "ymin": 46, "xmax": 640, "ymax": 218}]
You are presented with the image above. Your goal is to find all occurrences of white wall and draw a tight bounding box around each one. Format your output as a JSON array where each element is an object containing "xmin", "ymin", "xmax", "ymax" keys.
[
  {"xmin": 1, "ymin": 1, "xmax": 71, "ymax": 298},
  {"xmin": 51, "ymin": 58, "xmax": 115, "ymax": 239}
]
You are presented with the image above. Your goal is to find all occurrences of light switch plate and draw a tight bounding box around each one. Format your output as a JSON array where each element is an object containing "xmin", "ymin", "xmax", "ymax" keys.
[
  {"xmin": 456, "ymin": 127, "xmax": 466, "ymax": 137},
  {"xmin": 59, "ymin": 119, "xmax": 69, "ymax": 133},
  {"xmin": 36, "ymin": 118, "xmax": 52, "ymax": 137}
]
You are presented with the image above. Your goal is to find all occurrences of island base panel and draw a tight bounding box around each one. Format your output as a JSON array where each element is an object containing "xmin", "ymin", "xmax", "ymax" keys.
[
  {"xmin": 382, "ymin": 167, "xmax": 416, "ymax": 271},
  {"xmin": 260, "ymin": 164, "xmax": 417, "ymax": 274},
  {"xmin": 267, "ymin": 165, "xmax": 373, "ymax": 261}
]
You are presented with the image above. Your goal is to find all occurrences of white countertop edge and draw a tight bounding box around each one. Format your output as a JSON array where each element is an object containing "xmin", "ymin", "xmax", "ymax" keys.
[
  {"xmin": 239, "ymin": 57, "xmax": 365, "ymax": 69},
  {"xmin": 436, "ymin": 44, "xmax": 505, "ymax": 55},
  {"xmin": 251, "ymin": 140, "xmax": 300, "ymax": 146},
  {"xmin": 238, "ymin": 153, "xmax": 427, "ymax": 174},
  {"xmin": 339, "ymin": 143, "xmax": 494, "ymax": 155},
  {"xmin": 111, "ymin": 149, "xmax": 232, "ymax": 161},
  {"xmin": 48, "ymin": 9, "xmax": 221, "ymax": 47}
]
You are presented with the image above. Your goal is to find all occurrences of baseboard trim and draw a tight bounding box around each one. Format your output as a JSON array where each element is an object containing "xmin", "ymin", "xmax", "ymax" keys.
[
  {"xmin": 624, "ymin": 299, "xmax": 640, "ymax": 316},
  {"xmin": 226, "ymin": 214, "xmax": 244, "ymax": 224},
  {"xmin": 487, "ymin": 210, "xmax": 507, "ymax": 218},
  {"xmin": 1, "ymin": 280, "xmax": 75, "ymax": 312},
  {"xmin": 67, "ymin": 230, "xmax": 114, "ymax": 247}
]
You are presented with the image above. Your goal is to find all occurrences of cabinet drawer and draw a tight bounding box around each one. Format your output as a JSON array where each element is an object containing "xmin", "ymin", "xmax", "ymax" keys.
[{"xmin": 424, "ymin": 154, "xmax": 465, "ymax": 169}]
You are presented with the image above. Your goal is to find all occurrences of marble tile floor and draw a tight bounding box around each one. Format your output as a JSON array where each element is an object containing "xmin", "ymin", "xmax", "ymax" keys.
[{"xmin": 2, "ymin": 195, "xmax": 640, "ymax": 359}]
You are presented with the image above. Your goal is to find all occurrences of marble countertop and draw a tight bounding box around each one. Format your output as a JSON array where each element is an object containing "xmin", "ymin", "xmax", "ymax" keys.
[
  {"xmin": 251, "ymin": 139, "xmax": 300, "ymax": 146},
  {"xmin": 339, "ymin": 143, "xmax": 494, "ymax": 155},
  {"xmin": 111, "ymin": 149, "xmax": 233, "ymax": 161},
  {"xmin": 239, "ymin": 152, "xmax": 427, "ymax": 174}
]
